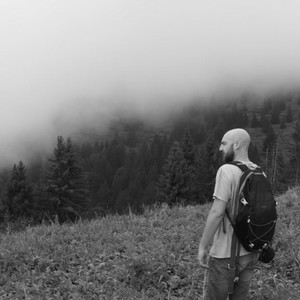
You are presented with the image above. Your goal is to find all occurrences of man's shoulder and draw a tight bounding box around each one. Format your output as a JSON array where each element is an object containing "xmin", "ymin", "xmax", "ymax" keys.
[
  {"xmin": 218, "ymin": 163, "xmax": 242, "ymax": 173},
  {"xmin": 218, "ymin": 161, "xmax": 258, "ymax": 172},
  {"xmin": 216, "ymin": 163, "xmax": 243, "ymax": 179}
]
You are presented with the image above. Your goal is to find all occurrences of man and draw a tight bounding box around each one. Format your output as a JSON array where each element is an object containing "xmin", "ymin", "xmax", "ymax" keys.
[{"xmin": 198, "ymin": 128, "xmax": 259, "ymax": 300}]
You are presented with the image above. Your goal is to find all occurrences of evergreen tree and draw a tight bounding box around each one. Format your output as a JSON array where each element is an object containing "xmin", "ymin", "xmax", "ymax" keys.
[
  {"xmin": 277, "ymin": 99, "xmax": 286, "ymax": 112},
  {"xmin": 156, "ymin": 141, "xmax": 190, "ymax": 205},
  {"xmin": 150, "ymin": 134, "xmax": 168, "ymax": 172},
  {"xmin": 28, "ymin": 154, "xmax": 45, "ymax": 185},
  {"xmin": 286, "ymin": 105, "xmax": 293, "ymax": 123},
  {"xmin": 106, "ymin": 135, "xmax": 126, "ymax": 170},
  {"xmin": 260, "ymin": 115, "xmax": 272, "ymax": 134},
  {"xmin": 297, "ymin": 94, "xmax": 300, "ymax": 105},
  {"xmin": 181, "ymin": 128, "xmax": 195, "ymax": 163},
  {"xmin": 111, "ymin": 167, "xmax": 128, "ymax": 201},
  {"xmin": 289, "ymin": 121, "xmax": 300, "ymax": 186},
  {"xmin": 280, "ymin": 116, "xmax": 287, "ymax": 129},
  {"xmin": 238, "ymin": 107, "xmax": 249, "ymax": 127},
  {"xmin": 127, "ymin": 168, "xmax": 147, "ymax": 211},
  {"xmin": 95, "ymin": 181, "xmax": 112, "ymax": 212},
  {"xmin": 194, "ymin": 124, "xmax": 206, "ymax": 144},
  {"xmin": 250, "ymin": 114, "xmax": 260, "ymax": 128},
  {"xmin": 248, "ymin": 142, "xmax": 261, "ymax": 164},
  {"xmin": 194, "ymin": 134, "xmax": 218, "ymax": 204},
  {"xmin": 262, "ymin": 99, "xmax": 272, "ymax": 114},
  {"xmin": 40, "ymin": 136, "xmax": 90, "ymax": 222},
  {"xmin": 271, "ymin": 106, "xmax": 280, "ymax": 124},
  {"xmin": 115, "ymin": 189, "xmax": 131, "ymax": 214},
  {"xmin": 141, "ymin": 182, "xmax": 157, "ymax": 207},
  {"xmin": 263, "ymin": 125, "xmax": 277, "ymax": 152},
  {"xmin": 5, "ymin": 161, "xmax": 33, "ymax": 217},
  {"xmin": 222, "ymin": 102, "xmax": 248, "ymax": 129},
  {"xmin": 181, "ymin": 128, "xmax": 198, "ymax": 203},
  {"xmin": 170, "ymin": 119, "xmax": 188, "ymax": 142}
]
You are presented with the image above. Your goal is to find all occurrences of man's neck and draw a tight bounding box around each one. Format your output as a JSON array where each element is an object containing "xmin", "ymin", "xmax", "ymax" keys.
[{"xmin": 234, "ymin": 154, "xmax": 250, "ymax": 163}]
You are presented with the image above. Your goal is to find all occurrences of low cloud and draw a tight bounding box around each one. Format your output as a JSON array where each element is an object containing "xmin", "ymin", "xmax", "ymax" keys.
[{"xmin": 0, "ymin": 0, "xmax": 300, "ymax": 167}]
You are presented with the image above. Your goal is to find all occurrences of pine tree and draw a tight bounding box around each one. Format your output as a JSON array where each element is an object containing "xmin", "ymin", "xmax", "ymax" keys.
[
  {"xmin": 194, "ymin": 134, "xmax": 218, "ymax": 204},
  {"xmin": 279, "ymin": 115, "xmax": 286, "ymax": 129},
  {"xmin": 286, "ymin": 105, "xmax": 293, "ymax": 123},
  {"xmin": 40, "ymin": 136, "xmax": 90, "ymax": 222},
  {"xmin": 181, "ymin": 128, "xmax": 195, "ymax": 163},
  {"xmin": 248, "ymin": 142, "xmax": 261, "ymax": 164},
  {"xmin": 181, "ymin": 128, "xmax": 198, "ymax": 203},
  {"xmin": 95, "ymin": 181, "xmax": 112, "ymax": 212},
  {"xmin": 260, "ymin": 115, "xmax": 272, "ymax": 134},
  {"xmin": 106, "ymin": 135, "xmax": 126, "ymax": 170},
  {"xmin": 250, "ymin": 114, "xmax": 260, "ymax": 128},
  {"xmin": 127, "ymin": 168, "xmax": 147, "ymax": 211},
  {"xmin": 111, "ymin": 167, "xmax": 128, "ymax": 201},
  {"xmin": 141, "ymin": 182, "xmax": 157, "ymax": 207},
  {"xmin": 277, "ymin": 99, "xmax": 286, "ymax": 112},
  {"xmin": 156, "ymin": 141, "xmax": 190, "ymax": 205},
  {"xmin": 238, "ymin": 107, "xmax": 249, "ymax": 127},
  {"xmin": 271, "ymin": 106, "xmax": 280, "ymax": 124},
  {"xmin": 5, "ymin": 161, "xmax": 33, "ymax": 218},
  {"xmin": 263, "ymin": 125, "xmax": 277, "ymax": 152},
  {"xmin": 297, "ymin": 94, "xmax": 300, "ymax": 105},
  {"xmin": 289, "ymin": 122, "xmax": 300, "ymax": 186},
  {"xmin": 115, "ymin": 189, "xmax": 131, "ymax": 214},
  {"xmin": 150, "ymin": 134, "xmax": 167, "ymax": 172}
]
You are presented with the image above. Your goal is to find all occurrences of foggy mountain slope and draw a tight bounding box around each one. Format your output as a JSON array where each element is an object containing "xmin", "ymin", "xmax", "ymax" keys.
[
  {"xmin": 0, "ymin": 91, "xmax": 298, "ymax": 223},
  {"xmin": 69, "ymin": 92, "xmax": 300, "ymax": 163}
]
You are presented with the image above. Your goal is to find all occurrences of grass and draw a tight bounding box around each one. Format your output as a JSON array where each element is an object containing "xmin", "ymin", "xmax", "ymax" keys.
[{"xmin": 0, "ymin": 189, "xmax": 299, "ymax": 299}]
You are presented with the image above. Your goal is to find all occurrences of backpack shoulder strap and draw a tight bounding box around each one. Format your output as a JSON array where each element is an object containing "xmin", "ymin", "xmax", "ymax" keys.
[
  {"xmin": 225, "ymin": 161, "xmax": 252, "ymax": 293},
  {"xmin": 227, "ymin": 161, "xmax": 263, "ymax": 174},
  {"xmin": 226, "ymin": 161, "xmax": 249, "ymax": 173}
]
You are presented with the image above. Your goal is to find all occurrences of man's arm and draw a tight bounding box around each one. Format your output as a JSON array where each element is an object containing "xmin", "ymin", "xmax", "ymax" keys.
[{"xmin": 197, "ymin": 197, "xmax": 227, "ymax": 268}]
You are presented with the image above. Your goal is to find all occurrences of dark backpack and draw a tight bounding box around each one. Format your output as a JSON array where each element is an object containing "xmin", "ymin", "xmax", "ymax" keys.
[
  {"xmin": 226, "ymin": 161, "xmax": 277, "ymax": 293},
  {"xmin": 226, "ymin": 161, "xmax": 277, "ymax": 255}
]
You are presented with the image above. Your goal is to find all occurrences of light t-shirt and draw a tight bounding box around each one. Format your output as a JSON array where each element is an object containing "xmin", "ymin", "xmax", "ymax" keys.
[{"xmin": 209, "ymin": 162, "xmax": 257, "ymax": 258}]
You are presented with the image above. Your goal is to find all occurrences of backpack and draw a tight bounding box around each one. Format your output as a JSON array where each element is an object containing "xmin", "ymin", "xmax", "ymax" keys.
[
  {"xmin": 226, "ymin": 161, "xmax": 277, "ymax": 256},
  {"xmin": 225, "ymin": 161, "xmax": 277, "ymax": 294}
]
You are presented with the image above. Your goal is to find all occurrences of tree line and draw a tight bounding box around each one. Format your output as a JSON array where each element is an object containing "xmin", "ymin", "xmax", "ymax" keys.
[{"xmin": 1, "ymin": 96, "xmax": 300, "ymax": 224}]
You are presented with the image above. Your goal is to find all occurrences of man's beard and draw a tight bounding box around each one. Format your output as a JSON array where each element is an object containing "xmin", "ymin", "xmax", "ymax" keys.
[{"xmin": 223, "ymin": 148, "xmax": 234, "ymax": 163}]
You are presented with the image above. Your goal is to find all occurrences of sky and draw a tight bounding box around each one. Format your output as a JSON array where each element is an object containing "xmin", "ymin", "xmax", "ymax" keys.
[{"xmin": 1, "ymin": 0, "xmax": 300, "ymax": 167}]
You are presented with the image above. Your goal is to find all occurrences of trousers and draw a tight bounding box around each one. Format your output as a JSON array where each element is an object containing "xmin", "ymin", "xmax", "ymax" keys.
[{"xmin": 203, "ymin": 253, "xmax": 258, "ymax": 300}]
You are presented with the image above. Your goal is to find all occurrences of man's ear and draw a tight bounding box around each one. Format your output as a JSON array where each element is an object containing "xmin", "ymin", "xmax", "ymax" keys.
[{"xmin": 233, "ymin": 141, "xmax": 240, "ymax": 150}]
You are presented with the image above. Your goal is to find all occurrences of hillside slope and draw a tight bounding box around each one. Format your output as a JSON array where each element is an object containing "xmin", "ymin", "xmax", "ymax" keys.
[
  {"xmin": 73, "ymin": 94, "xmax": 300, "ymax": 159},
  {"xmin": 0, "ymin": 189, "xmax": 299, "ymax": 299}
]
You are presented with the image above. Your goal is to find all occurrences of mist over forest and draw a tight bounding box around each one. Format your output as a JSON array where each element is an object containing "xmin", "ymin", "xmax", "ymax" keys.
[
  {"xmin": 1, "ymin": 90, "xmax": 300, "ymax": 223},
  {"xmin": 1, "ymin": 1, "xmax": 300, "ymax": 166},
  {"xmin": 1, "ymin": 1, "xmax": 300, "ymax": 222}
]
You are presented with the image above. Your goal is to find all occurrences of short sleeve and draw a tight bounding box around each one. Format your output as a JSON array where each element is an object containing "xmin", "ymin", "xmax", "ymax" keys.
[{"xmin": 213, "ymin": 166, "xmax": 232, "ymax": 203}]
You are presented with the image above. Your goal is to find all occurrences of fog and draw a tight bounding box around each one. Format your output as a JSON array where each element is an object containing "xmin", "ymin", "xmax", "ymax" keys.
[{"xmin": 1, "ymin": 0, "xmax": 300, "ymax": 167}]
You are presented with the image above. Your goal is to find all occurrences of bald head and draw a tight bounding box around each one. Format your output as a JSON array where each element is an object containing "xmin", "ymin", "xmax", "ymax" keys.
[
  {"xmin": 220, "ymin": 128, "xmax": 251, "ymax": 163},
  {"xmin": 223, "ymin": 128, "xmax": 251, "ymax": 151}
]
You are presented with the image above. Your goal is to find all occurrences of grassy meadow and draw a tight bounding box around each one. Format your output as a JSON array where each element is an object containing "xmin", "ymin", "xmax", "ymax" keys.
[{"xmin": 0, "ymin": 189, "xmax": 299, "ymax": 299}]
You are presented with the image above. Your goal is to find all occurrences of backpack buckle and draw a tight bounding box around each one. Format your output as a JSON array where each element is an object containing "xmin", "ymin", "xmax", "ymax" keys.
[
  {"xmin": 234, "ymin": 276, "xmax": 239, "ymax": 283},
  {"xmin": 241, "ymin": 198, "xmax": 248, "ymax": 205}
]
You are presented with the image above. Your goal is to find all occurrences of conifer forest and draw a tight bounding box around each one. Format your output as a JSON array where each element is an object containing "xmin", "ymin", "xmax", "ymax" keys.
[{"xmin": 1, "ymin": 93, "xmax": 300, "ymax": 224}]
